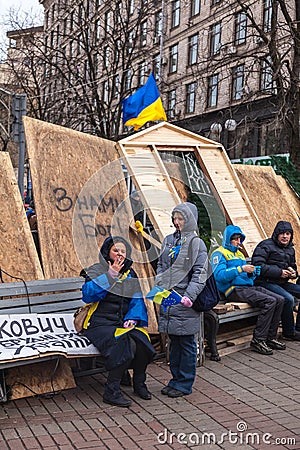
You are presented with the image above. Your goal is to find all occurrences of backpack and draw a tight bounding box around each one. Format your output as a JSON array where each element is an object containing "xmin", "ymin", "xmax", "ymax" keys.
[
  {"xmin": 192, "ymin": 264, "xmax": 221, "ymax": 312},
  {"xmin": 188, "ymin": 237, "xmax": 221, "ymax": 312}
]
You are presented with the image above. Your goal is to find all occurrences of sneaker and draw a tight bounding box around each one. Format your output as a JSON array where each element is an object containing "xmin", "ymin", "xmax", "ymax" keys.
[
  {"xmin": 282, "ymin": 331, "xmax": 300, "ymax": 341},
  {"xmin": 250, "ymin": 338, "xmax": 273, "ymax": 355},
  {"xmin": 266, "ymin": 338, "xmax": 286, "ymax": 350},
  {"xmin": 167, "ymin": 388, "xmax": 187, "ymax": 398},
  {"xmin": 161, "ymin": 386, "xmax": 173, "ymax": 395}
]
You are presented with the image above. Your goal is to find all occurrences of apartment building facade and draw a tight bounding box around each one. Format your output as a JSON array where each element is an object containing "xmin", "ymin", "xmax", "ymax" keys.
[{"xmin": 39, "ymin": 0, "xmax": 296, "ymax": 160}]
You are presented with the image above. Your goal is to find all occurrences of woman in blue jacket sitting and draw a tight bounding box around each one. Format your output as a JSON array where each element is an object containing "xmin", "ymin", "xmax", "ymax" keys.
[{"xmin": 80, "ymin": 236, "xmax": 155, "ymax": 407}]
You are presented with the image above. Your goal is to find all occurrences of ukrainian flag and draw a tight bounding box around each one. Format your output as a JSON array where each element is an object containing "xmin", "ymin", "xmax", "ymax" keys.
[{"xmin": 122, "ymin": 73, "xmax": 167, "ymax": 131}]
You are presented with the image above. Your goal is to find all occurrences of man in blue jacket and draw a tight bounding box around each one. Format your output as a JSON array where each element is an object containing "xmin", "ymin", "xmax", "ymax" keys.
[{"xmin": 211, "ymin": 225, "xmax": 286, "ymax": 355}]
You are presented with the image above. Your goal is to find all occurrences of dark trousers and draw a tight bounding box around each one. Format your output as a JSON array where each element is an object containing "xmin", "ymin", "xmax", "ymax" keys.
[
  {"xmin": 255, "ymin": 281, "xmax": 300, "ymax": 335},
  {"xmin": 168, "ymin": 334, "xmax": 197, "ymax": 394},
  {"xmin": 107, "ymin": 338, "xmax": 149, "ymax": 384},
  {"xmin": 228, "ymin": 286, "xmax": 284, "ymax": 341}
]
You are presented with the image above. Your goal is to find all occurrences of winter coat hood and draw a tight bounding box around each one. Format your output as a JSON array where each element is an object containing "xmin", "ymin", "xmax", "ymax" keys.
[
  {"xmin": 272, "ymin": 221, "xmax": 293, "ymax": 247},
  {"xmin": 172, "ymin": 202, "xmax": 198, "ymax": 233},
  {"xmin": 80, "ymin": 235, "xmax": 133, "ymax": 280},
  {"xmin": 222, "ymin": 225, "xmax": 245, "ymax": 253},
  {"xmin": 99, "ymin": 235, "xmax": 133, "ymax": 273}
]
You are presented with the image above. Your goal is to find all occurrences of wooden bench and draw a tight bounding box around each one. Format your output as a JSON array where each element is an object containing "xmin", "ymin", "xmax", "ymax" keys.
[
  {"xmin": 203, "ymin": 302, "xmax": 260, "ymax": 362},
  {"xmin": 0, "ymin": 277, "xmax": 103, "ymax": 402}
]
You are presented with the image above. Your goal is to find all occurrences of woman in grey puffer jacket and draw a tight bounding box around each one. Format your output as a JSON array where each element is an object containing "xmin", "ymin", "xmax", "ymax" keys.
[{"xmin": 156, "ymin": 202, "xmax": 208, "ymax": 397}]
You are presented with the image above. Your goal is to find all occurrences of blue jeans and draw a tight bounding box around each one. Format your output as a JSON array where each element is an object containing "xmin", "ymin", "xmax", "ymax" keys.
[
  {"xmin": 168, "ymin": 334, "xmax": 197, "ymax": 394},
  {"xmin": 255, "ymin": 281, "xmax": 300, "ymax": 335}
]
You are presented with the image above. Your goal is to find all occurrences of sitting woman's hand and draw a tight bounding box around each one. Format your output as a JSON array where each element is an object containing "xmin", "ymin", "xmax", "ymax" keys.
[
  {"xmin": 181, "ymin": 296, "xmax": 193, "ymax": 308},
  {"xmin": 108, "ymin": 256, "xmax": 124, "ymax": 276},
  {"xmin": 123, "ymin": 320, "xmax": 137, "ymax": 328}
]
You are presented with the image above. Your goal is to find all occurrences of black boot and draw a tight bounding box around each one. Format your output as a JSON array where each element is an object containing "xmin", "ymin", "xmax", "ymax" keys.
[
  {"xmin": 120, "ymin": 369, "xmax": 132, "ymax": 386},
  {"xmin": 103, "ymin": 381, "xmax": 132, "ymax": 407},
  {"xmin": 133, "ymin": 373, "xmax": 151, "ymax": 400}
]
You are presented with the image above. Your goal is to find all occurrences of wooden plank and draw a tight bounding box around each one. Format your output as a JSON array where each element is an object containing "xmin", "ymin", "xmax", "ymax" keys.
[
  {"xmin": 117, "ymin": 142, "xmax": 180, "ymax": 241},
  {"xmin": 194, "ymin": 145, "xmax": 267, "ymax": 256},
  {"xmin": 6, "ymin": 357, "xmax": 76, "ymax": 400},
  {"xmin": 0, "ymin": 152, "xmax": 43, "ymax": 281}
]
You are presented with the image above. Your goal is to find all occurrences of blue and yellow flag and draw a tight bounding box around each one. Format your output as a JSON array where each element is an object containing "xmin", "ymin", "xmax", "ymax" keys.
[
  {"xmin": 146, "ymin": 286, "xmax": 182, "ymax": 311},
  {"xmin": 122, "ymin": 73, "xmax": 167, "ymax": 131}
]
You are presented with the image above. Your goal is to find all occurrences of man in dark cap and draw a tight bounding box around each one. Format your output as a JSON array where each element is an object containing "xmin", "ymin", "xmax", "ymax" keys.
[{"xmin": 252, "ymin": 221, "xmax": 300, "ymax": 341}]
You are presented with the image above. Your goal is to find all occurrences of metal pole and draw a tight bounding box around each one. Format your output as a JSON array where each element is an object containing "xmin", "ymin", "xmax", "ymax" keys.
[{"xmin": 12, "ymin": 93, "xmax": 27, "ymax": 199}]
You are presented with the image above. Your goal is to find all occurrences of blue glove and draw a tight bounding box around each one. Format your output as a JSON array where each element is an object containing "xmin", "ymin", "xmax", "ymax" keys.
[{"xmin": 254, "ymin": 266, "xmax": 261, "ymax": 276}]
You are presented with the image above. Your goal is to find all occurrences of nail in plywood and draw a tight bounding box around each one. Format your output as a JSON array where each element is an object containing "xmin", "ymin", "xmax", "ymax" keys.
[{"xmin": 0, "ymin": 152, "xmax": 43, "ymax": 281}]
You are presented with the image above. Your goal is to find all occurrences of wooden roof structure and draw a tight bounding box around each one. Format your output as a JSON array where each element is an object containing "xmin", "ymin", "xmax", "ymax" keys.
[{"xmin": 117, "ymin": 122, "xmax": 267, "ymax": 255}]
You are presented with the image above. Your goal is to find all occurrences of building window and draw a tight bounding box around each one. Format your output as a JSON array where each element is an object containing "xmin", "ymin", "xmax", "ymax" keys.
[
  {"xmin": 232, "ymin": 64, "xmax": 244, "ymax": 101},
  {"xmin": 138, "ymin": 62, "xmax": 146, "ymax": 86},
  {"xmin": 103, "ymin": 80, "xmax": 109, "ymax": 103},
  {"xmin": 127, "ymin": 30, "xmax": 135, "ymax": 55},
  {"xmin": 263, "ymin": 0, "xmax": 272, "ymax": 32},
  {"xmin": 116, "ymin": 1, "xmax": 122, "ymax": 24},
  {"xmin": 155, "ymin": 10, "xmax": 162, "ymax": 37},
  {"xmin": 153, "ymin": 53, "xmax": 161, "ymax": 81},
  {"xmin": 125, "ymin": 69, "xmax": 132, "ymax": 91},
  {"xmin": 188, "ymin": 34, "xmax": 198, "ymax": 65},
  {"xmin": 105, "ymin": 11, "xmax": 112, "ymax": 33},
  {"xmin": 207, "ymin": 74, "xmax": 218, "ymax": 107},
  {"xmin": 235, "ymin": 12, "xmax": 247, "ymax": 45},
  {"xmin": 129, "ymin": 0, "xmax": 134, "ymax": 15},
  {"xmin": 171, "ymin": 0, "xmax": 180, "ymax": 28},
  {"xmin": 260, "ymin": 56, "xmax": 275, "ymax": 93},
  {"xmin": 140, "ymin": 20, "xmax": 147, "ymax": 46},
  {"xmin": 103, "ymin": 46, "xmax": 110, "ymax": 68},
  {"xmin": 112, "ymin": 75, "xmax": 119, "ymax": 98},
  {"xmin": 186, "ymin": 82, "xmax": 196, "ymax": 113},
  {"xmin": 95, "ymin": 19, "xmax": 101, "ymax": 40},
  {"xmin": 169, "ymin": 43, "xmax": 178, "ymax": 73},
  {"xmin": 191, "ymin": 0, "xmax": 200, "ymax": 17},
  {"xmin": 167, "ymin": 89, "xmax": 176, "ymax": 119},
  {"xmin": 210, "ymin": 22, "xmax": 221, "ymax": 56}
]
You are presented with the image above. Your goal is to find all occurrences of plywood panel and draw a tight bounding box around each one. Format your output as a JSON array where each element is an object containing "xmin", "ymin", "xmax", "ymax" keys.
[
  {"xmin": 195, "ymin": 146, "xmax": 267, "ymax": 256},
  {"xmin": 24, "ymin": 117, "xmax": 132, "ymax": 278},
  {"xmin": 0, "ymin": 152, "xmax": 43, "ymax": 281},
  {"xmin": 235, "ymin": 164, "xmax": 300, "ymax": 261},
  {"xmin": 6, "ymin": 357, "xmax": 76, "ymax": 400}
]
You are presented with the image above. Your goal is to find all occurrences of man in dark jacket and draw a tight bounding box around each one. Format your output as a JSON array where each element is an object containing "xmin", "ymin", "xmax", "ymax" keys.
[{"xmin": 252, "ymin": 221, "xmax": 300, "ymax": 341}]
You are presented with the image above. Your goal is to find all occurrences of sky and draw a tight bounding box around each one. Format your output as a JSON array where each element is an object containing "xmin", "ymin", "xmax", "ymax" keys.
[{"xmin": 0, "ymin": 0, "xmax": 43, "ymax": 56}]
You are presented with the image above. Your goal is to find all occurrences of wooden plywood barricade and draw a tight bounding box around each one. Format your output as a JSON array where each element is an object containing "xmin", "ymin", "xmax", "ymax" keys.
[
  {"xmin": 23, "ymin": 117, "xmax": 158, "ymax": 332},
  {"xmin": 6, "ymin": 357, "xmax": 76, "ymax": 400},
  {"xmin": 235, "ymin": 164, "xmax": 300, "ymax": 261},
  {"xmin": 0, "ymin": 152, "xmax": 43, "ymax": 281},
  {"xmin": 118, "ymin": 122, "xmax": 266, "ymax": 256},
  {"xmin": 24, "ymin": 117, "xmax": 132, "ymax": 277}
]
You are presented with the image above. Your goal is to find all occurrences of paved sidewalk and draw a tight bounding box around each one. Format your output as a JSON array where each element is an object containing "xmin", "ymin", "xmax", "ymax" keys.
[{"xmin": 0, "ymin": 340, "xmax": 299, "ymax": 450}]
